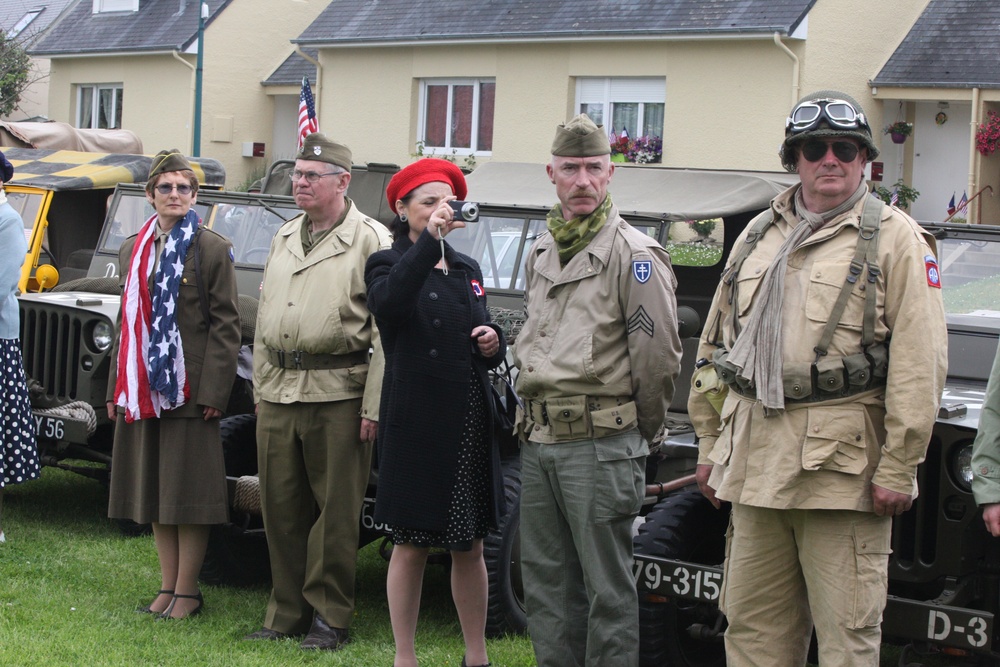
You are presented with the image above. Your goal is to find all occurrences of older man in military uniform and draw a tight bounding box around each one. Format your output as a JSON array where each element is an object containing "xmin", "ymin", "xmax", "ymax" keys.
[
  {"xmin": 247, "ymin": 133, "xmax": 391, "ymax": 650},
  {"xmin": 691, "ymin": 91, "xmax": 948, "ymax": 666},
  {"xmin": 513, "ymin": 114, "xmax": 682, "ymax": 667}
]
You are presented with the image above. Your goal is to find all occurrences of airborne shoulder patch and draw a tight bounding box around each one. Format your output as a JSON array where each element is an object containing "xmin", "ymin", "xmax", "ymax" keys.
[{"xmin": 924, "ymin": 254, "xmax": 941, "ymax": 289}]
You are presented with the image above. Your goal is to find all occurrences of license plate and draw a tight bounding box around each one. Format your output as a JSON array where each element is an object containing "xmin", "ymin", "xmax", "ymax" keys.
[
  {"xmin": 34, "ymin": 414, "xmax": 66, "ymax": 440},
  {"xmin": 633, "ymin": 554, "xmax": 722, "ymax": 603},
  {"xmin": 884, "ymin": 595, "xmax": 993, "ymax": 652},
  {"xmin": 360, "ymin": 496, "xmax": 391, "ymax": 535}
]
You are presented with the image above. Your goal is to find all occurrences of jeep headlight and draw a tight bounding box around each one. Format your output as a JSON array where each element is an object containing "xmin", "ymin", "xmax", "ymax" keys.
[
  {"xmin": 952, "ymin": 443, "xmax": 974, "ymax": 491},
  {"xmin": 92, "ymin": 321, "xmax": 113, "ymax": 352}
]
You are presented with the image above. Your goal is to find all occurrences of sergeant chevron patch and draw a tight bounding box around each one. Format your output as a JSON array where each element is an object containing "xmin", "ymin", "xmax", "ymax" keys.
[{"xmin": 627, "ymin": 306, "xmax": 654, "ymax": 337}]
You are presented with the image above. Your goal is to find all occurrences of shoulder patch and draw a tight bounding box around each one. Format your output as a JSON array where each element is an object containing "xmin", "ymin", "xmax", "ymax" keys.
[
  {"xmin": 632, "ymin": 260, "xmax": 652, "ymax": 284},
  {"xmin": 470, "ymin": 279, "xmax": 484, "ymax": 297},
  {"xmin": 228, "ymin": 246, "xmax": 235, "ymax": 263},
  {"xmin": 924, "ymin": 254, "xmax": 941, "ymax": 288}
]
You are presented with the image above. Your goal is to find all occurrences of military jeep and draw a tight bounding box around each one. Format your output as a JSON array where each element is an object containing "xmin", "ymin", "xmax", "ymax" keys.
[{"xmin": 632, "ymin": 220, "xmax": 1000, "ymax": 666}]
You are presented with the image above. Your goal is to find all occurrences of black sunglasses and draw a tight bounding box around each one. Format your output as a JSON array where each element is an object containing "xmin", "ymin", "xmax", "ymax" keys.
[{"xmin": 800, "ymin": 140, "xmax": 860, "ymax": 163}]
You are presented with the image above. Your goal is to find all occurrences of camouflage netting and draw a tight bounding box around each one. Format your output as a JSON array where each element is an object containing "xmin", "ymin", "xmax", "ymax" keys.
[{"xmin": 487, "ymin": 306, "xmax": 525, "ymax": 345}]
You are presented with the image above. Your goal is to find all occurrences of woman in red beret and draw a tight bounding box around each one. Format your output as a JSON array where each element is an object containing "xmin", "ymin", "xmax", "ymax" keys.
[{"xmin": 365, "ymin": 158, "xmax": 507, "ymax": 667}]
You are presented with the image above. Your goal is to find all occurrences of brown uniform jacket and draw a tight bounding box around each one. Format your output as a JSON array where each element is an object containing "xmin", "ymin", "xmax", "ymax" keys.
[
  {"xmin": 253, "ymin": 200, "xmax": 391, "ymax": 418},
  {"xmin": 513, "ymin": 203, "xmax": 682, "ymax": 444},
  {"xmin": 690, "ymin": 186, "xmax": 948, "ymax": 511},
  {"xmin": 107, "ymin": 226, "xmax": 241, "ymax": 417}
]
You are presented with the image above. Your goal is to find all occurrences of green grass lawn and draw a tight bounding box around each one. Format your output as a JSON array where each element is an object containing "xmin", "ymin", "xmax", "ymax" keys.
[{"xmin": 0, "ymin": 467, "xmax": 536, "ymax": 666}]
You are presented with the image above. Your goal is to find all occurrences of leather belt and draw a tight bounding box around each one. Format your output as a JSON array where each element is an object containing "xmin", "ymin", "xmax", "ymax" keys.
[{"xmin": 266, "ymin": 348, "xmax": 368, "ymax": 370}]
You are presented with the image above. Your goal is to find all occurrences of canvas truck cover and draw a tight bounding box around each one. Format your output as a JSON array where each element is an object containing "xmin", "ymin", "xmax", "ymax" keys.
[
  {"xmin": 464, "ymin": 162, "xmax": 798, "ymax": 221},
  {"xmin": 3, "ymin": 147, "xmax": 226, "ymax": 190},
  {"xmin": 1, "ymin": 120, "xmax": 142, "ymax": 154}
]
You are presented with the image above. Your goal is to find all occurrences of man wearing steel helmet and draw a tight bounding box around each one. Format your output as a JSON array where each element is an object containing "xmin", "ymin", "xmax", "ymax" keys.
[
  {"xmin": 514, "ymin": 114, "xmax": 682, "ymax": 666},
  {"xmin": 689, "ymin": 91, "xmax": 947, "ymax": 665}
]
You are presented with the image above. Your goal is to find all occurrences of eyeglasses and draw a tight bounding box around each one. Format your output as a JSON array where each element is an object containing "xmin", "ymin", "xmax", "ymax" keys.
[
  {"xmin": 289, "ymin": 170, "xmax": 344, "ymax": 184},
  {"xmin": 786, "ymin": 98, "xmax": 870, "ymax": 135},
  {"xmin": 800, "ymin": 140, "xmax": 861, "ymax": 163},
  {"xmin": 155, "ymin": 183, "xmax": 194, "ymax": 195}
]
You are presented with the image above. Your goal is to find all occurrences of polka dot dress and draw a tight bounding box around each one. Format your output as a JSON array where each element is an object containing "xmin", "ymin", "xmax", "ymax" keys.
[
  {"xmin": 1, "ymin": 339, "xmax": 40, "ymax": 489},
  {"xmin": 391, "ymin": 369, "xmax": 491, "ymax": 551}
]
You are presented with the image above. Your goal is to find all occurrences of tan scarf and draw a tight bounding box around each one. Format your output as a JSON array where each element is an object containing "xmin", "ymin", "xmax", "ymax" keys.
[
  {"xmin": 546, "ymin": 195, "xmax": 613, "ymax": 264},
  {"xmin": 727, "ymin": 181, "xmax": 868, "ymax": 414}
]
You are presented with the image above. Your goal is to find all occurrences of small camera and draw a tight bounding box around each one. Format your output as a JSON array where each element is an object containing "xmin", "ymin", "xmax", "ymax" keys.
[{"xmin": 449, "ymin": 200, "xmax": 480, "ymax": 223}]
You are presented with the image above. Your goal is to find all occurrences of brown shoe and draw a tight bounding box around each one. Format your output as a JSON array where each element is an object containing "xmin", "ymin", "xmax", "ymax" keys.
[
  {"xmin": 244, "ymin": 627, "xmax": 289, "ymax": 641},
  {"xmin": 299, "ymin": 614, "xmax": 350, "ymax": 651}
]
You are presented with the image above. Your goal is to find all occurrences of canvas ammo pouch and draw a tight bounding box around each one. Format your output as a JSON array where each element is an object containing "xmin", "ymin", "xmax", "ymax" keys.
[{"xmin": 527, "ymin": 395, "xmax": 637, "ymax": 440}]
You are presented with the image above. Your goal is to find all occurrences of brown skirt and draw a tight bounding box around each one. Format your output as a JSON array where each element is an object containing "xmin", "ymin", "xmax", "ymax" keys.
[{"xmin": 108, "ymin": 415, "xmax": 229, "ymax": 525}]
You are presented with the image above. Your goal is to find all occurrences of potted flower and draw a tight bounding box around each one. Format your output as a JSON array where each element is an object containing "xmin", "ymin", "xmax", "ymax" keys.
[
  {"xmin": 874, "ymin": 179, "xmax": 920, "ymax": 210},
  {"xmin": 884, "ymin": 121, "xmax": 913, "ymax": 144},
  {"xmin": 610, "ymin": 135, "xmax": 633, "ymax": 163},
  {"xmin": 976, "ymin": 110, "xmax": 1000, "ymax": 156},
  {"xmin": 625, "ymin": 135, "xmax": 663, "ymax": 164}
]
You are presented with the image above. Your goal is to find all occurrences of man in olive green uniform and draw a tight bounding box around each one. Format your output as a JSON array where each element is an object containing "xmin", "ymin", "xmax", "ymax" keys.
[
  {"xmin": 248, "ymin": 133, "xmax": 391, "ymax": 650},
  {"xmin": 691, "ymin": 91, "xmax": 948, "ymax": 666},
  {"xmin": 972, "ymin": 346, "xmax": 1000, "ymax": 535},
  {"xmin": 513, "ymin": 114, "xmax": 682, "ymax": 667}
]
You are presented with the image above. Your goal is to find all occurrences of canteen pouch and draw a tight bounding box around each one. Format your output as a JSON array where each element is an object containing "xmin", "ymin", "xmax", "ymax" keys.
[
  {"xmin": 692, "ymin": 364, "xmax": 729, "ymax": 414},
  {"xmin": 866, "ymin": 344, "xmax": 889, "ymax": 381},
  {"xmin": 591, "ymin": 400, "xmax": 638, "ymax": 438},
  {"xmin": 547, "ymin": 395, "xmax": 589, "ymax": 438}
]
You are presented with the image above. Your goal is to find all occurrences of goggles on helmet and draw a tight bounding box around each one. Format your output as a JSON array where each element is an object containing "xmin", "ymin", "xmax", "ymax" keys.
[{"xmin": 786, "ymin": 98, "xmax": 870, "ymax": 135}]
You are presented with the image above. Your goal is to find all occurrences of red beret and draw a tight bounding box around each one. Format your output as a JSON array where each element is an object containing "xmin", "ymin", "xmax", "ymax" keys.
[{"xmin": 386, "ymin": 158, "xmax": 468, "ymax": 211}]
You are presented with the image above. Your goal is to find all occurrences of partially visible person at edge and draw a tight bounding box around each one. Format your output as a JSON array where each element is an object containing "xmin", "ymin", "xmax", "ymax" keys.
[
  {"xmin": 365, "ymin": 158, "xmax": 507, "ymax": 667},
  {"xmin": 106, "ymin": 150, "xmax": 241, "ymax": 619},
  {"xmin": 690, "ymin": 90, "xmax": 948, "ymax": 666},
  {"xmin": 0, "ymin": 150, "xmax": 40, "ymax": 545},
  {"xmin": 246, "ymin": 133, "xmax": 391, "ymax": 651},
  {"xmin": 513, "ymin": 114, "xmax": 682, "ymax": 667},
  {"xmin": 972, "ymin": 346, "xmax": 1000, "ymax": 535}
]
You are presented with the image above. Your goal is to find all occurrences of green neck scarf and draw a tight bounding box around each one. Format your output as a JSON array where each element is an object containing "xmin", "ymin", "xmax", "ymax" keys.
[{"xmin": 546, "ymin": 195, "xmax": 612, "ymax": 264}]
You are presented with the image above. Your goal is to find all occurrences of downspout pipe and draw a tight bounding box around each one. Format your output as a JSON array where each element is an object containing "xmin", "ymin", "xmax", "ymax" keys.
[
  {"xmin": 172, "ymin": 50, "xmax": 195, "ymax": 154},
  {"xmin": 970, "ymin": 87, "xmax": 981, "ymax": 223},
  {"xmin": 295, "ymin": 47, "xmax": 323, "ymax": 119},
  {"xmin": 773, "ymin": 32, "xmax": 800, "ymax": 107}
]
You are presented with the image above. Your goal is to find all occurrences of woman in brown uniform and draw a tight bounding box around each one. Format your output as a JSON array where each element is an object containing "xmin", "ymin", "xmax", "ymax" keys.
[{"xmin": 106, "ymin": 150, "xmax": 241, "ymax": 619}]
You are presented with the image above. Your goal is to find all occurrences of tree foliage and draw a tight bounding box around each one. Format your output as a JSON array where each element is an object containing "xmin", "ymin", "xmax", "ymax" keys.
[{"xmin": 0, "ymin": 32, "xmax": 32, "ymax": 117}]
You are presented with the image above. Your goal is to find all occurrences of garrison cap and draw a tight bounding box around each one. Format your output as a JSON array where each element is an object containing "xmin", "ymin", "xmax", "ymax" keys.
[
  {"xmin": 148, "ymin": 149, "xmax": 193, "ymax": 181},
  {"xmin": 297, "ymin": 132, "xmax": 352, "ymax": 172},
  {"xmin": 551, "ymin": 114, "xmax": 611, "ymax": 157}
]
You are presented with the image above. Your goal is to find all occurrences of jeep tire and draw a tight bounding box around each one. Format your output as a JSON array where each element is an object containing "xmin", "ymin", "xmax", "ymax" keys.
[
  {"xmin": 634, "ymin": 488, "xmax": 730, "ymax": 667},
  {"xmin": 484, "ymin": 459, "xmax": 526, "ymax": 636}
]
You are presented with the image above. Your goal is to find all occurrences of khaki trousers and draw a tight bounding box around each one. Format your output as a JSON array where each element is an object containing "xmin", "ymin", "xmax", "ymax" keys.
[
  {"xmin": 722, "ymin": 503, "xmax": 891, "ymax": 667},
  {"xmin": 520, "ymin": 432, "xmax": 645, "ymax": 667},
  {"xmin": 256, "ymin": 398, "xmax": 370, "ymax": 634}
]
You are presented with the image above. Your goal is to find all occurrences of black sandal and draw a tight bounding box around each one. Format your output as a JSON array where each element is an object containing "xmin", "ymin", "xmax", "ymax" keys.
[
  {"xmin": 158, "ymin": 592, "xmax": 204, "ymax": 620},
  {"xmin": 136, "ymin": 589, "xmax": 174, "ymax": 615},
  {"xmin": 461, "ymin": 657, "xmax": 491, "ymax": 667}
]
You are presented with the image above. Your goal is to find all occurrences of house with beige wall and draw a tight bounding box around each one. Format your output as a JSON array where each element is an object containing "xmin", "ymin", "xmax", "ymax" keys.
[
  {"xmin": 27, "ymin": 0, "xmax": 327, "ymax": 187},
  {"xmin": 0, "ymin": 0, "xmax": 76, "ymax": 121}
]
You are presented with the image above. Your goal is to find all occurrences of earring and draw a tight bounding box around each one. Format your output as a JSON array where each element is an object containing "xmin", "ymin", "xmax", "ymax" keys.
[{"xmin": 400, "ymin": 213, "xmax": 408, "ymax": 223}]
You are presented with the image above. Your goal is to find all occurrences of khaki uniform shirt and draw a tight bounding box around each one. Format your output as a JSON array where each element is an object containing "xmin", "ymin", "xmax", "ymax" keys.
[
  {"xmin": 972, "ymin": 347, "xmax": 1000, "ymax": 505},
  {"xmin": 690, "ymin": 185, "xmax": 948, "ymax": 511},
  {"xmin": 253, "ymin": 200, "xmax": 391, "ymax": 418},
  {"xmin": 513, "ymin": 204, "xmax": 682, "ymax": 444}
]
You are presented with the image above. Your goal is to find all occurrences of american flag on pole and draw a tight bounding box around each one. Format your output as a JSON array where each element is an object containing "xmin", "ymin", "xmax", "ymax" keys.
[
  {"xmin": 890, "ymin": 189, "xmax": 899, "ymax": 206},
  {"xmin": 958, "ymin": 190, "xmax": 968, "ymax": 213},
  {"xmin": 298, "ymin": 76, "xmax": 319, "ymax": 149}
]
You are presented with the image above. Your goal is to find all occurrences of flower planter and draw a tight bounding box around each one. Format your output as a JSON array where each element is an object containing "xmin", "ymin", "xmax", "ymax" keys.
[
  {"xmin": 890, "ymin": 132, "xmax": 907, "ymax": 144},
  {"xmin": 611, "ymin": 153, "xmax": 627, "ymax": 163}
]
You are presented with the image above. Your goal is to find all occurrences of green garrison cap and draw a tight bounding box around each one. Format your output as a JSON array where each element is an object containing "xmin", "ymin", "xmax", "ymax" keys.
[
  {"xmin": 148, "ymin": 149, "xmax": 193, "ymax": 180},
  {"xmin": 551, "ymin": 114, "xmax": 611, "ymax": 157},
  {"xmin": 297, "ymin": 132, "xmax": 352, "ymax": 172}
]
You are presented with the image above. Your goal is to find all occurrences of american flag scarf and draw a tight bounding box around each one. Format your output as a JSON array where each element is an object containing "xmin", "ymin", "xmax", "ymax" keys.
[{"xmin": 115, "ymin": 209, "xmax": 198, "ymax": 422}]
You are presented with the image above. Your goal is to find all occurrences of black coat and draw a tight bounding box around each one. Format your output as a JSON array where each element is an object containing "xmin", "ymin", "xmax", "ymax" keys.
[{"xmin": 365, "ymin": 229, "xmax": 507, "ymax": 533}]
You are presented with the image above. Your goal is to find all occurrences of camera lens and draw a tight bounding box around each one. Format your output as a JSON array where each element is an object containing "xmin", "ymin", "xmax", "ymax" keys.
[{"xmin": 460, "ymin": 202, "xmax": 479, "ymax": 221}]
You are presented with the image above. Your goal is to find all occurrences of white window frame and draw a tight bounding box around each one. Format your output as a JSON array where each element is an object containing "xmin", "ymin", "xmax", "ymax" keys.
[
  {"xmin": 417, "ymin": 78, "xmax": 495, "ymax": 155},
  {"xmin": 576, "ymin": 77, "xmax": 666, "ymax": 138},
  {"xmin": 92, "ymin": 0, "xmax": 138, "ymax": 14},
  {"xmin": 6, "ymin": 10, "xmax": 42, "ymax": 39},
  {"xmin": 77, "ymin": 84, "xmax": 124, "ymax": 129}
]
